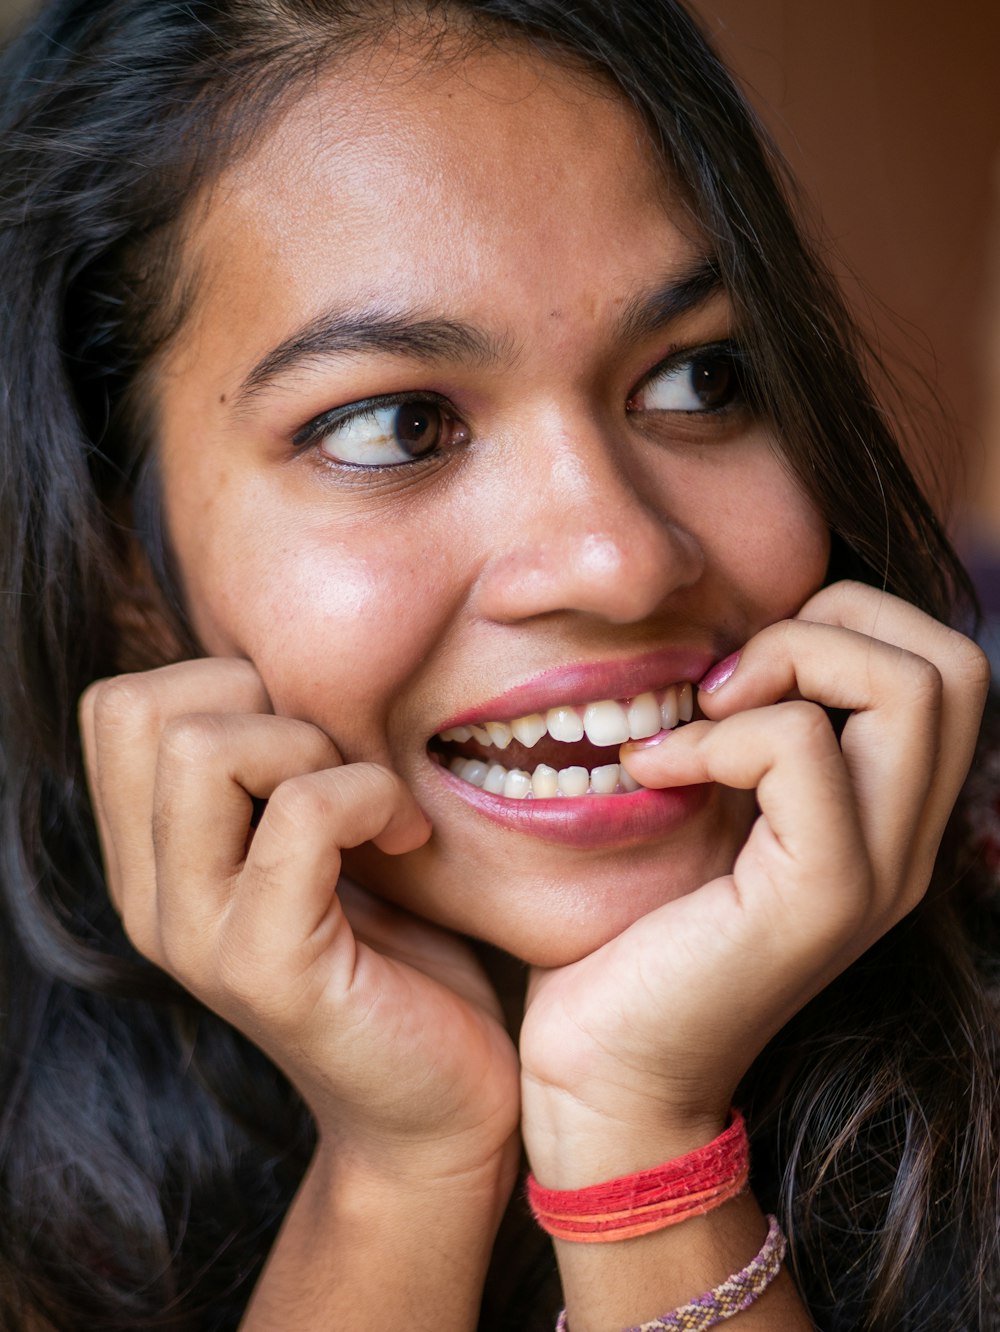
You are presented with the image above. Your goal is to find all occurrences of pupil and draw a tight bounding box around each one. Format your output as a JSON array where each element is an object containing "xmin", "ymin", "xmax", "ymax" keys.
[
  {"xmin": 691, "ymin": 356, "xmax": 733, "ymax": 409},
  {"xmin": 395, "ymin": 403, "xmax": 440, "ymax": 456}
]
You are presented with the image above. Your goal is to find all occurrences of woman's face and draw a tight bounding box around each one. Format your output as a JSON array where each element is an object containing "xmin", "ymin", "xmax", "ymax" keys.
[{"xmin": 154, "ymin": 40, "xmax": 829, "ymax": 966}]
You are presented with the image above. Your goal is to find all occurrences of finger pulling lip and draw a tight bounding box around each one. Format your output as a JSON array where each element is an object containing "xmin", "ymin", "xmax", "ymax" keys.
[{"xmin": 433, "ymin": 760, "xmax": 711, "ymax": 849}]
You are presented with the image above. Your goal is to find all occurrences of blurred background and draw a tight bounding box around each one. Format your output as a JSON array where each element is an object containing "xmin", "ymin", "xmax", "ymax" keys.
[
  {"xmin": 0, "ymin": 0, "xmax": 27, "ymax": 29},
  {"xmin": 3, "ymin": 0, "xmax": 1000, "ymax": 647},
  {"xmin": 690, "ymin": 0, "xmax": 1000, "ymax": 663}
]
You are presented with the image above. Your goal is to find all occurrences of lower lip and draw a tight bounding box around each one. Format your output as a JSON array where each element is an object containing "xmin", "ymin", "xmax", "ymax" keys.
[{"xmin": 433, "ymin": 762, "xmax": 712, "ymax": 849}]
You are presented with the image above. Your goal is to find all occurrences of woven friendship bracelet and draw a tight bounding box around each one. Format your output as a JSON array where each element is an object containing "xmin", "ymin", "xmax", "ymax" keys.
[
  {"xmin": 554, "ymin": 1213, "xmax": 787, "ymax": 1332},
  {"xmin": 527, "ymin": 1111, "xmax": 749, "ymax": 1243}
]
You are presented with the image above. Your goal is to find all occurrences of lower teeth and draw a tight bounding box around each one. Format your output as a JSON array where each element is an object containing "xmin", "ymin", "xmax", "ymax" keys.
[{"xmin": 448, "ymin": 756, "xmax": 642, "ymax": 798}]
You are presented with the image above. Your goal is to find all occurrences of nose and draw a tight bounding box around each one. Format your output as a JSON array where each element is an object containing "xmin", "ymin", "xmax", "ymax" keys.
[{"xmin": 471, "ymin": 419, "xmax": 703, "ymax": 625}]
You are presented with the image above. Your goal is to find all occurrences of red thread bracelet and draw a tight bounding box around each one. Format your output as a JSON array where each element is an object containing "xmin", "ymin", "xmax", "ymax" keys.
[{"xmin": 527, "ymin": 1110, "xmax": 749, "ymax": 1243}]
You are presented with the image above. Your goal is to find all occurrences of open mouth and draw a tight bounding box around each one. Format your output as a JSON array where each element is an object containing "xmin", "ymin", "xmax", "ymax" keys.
[{"xmin": 429, "ymin": 683, "xmax": 694, "ymax": 799}]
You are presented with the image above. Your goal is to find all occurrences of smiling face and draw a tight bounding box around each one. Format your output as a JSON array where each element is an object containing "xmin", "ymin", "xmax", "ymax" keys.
[{"xmin": 151, "ymin": 37, "xmax": 830, "ymax": 966}]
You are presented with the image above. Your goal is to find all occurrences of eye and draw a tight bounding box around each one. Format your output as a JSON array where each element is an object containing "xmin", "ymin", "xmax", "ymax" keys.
[
  {"xmin": 629, "ymin": 342, "xmax": 745, "ymax": 415},
  {"xmin": 296, "ymin": 394, "xmax": 468, "ymax": 467}
]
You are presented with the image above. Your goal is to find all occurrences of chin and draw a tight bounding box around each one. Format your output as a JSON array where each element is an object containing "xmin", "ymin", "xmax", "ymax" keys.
[
  {"xmin": 345, "ymin": 837, "xmax": 730, "ymax": 970},
  {"xmin": 488, "ymin": 923, "xmax": 635, "ymax": 969},
  {"xmin": 470, "ymin": 886, "xmax": 682, "ymax": 968}
]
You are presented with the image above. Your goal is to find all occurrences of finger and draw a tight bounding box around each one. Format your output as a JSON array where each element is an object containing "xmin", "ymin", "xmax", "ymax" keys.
[
  {"xmin": 795, "ymin": 580, "xmax": 990, "ymax": 820},
  {"xmin": 619, "ymin": 707, "xmax": 887, "ymax": 1019},
  {"xmin": 151, "ymin": 712, "xmax": 343, "ymax": 936},
  {"xmin": 218, "ymin": 764, "xmax": 430, "ymax": 990},
  {"xmin": 623, "ymin": 706, "xmax": 866, "ymax": 906},
  {"xmin": 80, "ymin": 658, "xmax": 271, "ymax": 948},
  {"xmin": 695, "ymin": 619, "xmax": 943, "ymax": 879},
  {"xmin": 699, "ymin": 586, "xmax": 989, "ymax": 878},
  {"xmin": 245, "ymin": 762, "xmax": 429, "ymax": 897}
]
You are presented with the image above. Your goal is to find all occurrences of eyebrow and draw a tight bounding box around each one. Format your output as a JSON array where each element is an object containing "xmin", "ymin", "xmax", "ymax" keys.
[
  {"xmin": 231, "ymin": 256, "xmax": 723, "ymax": 410},
  {"xmin": 616, "ymin": 256, "xmax": 722, "ymax": 344},
  {"xmin": 234, "ymin": 312, "xmax": 509, "ymax": 408}
]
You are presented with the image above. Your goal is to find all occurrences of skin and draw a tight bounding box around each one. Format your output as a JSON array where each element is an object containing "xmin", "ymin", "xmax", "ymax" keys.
[
  {"xmin": 78, "ymin": 37, "xmax": 989, "ymax": 1332},
  {"xmin": 151, "ymin": 44, "xmax": 828, "ymax": 967}
]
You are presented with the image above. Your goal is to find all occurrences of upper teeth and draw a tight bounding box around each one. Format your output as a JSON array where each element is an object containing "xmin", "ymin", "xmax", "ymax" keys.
[{"xmin": 439, "ymin": 684, "xmax": 693, "ymax": 749}]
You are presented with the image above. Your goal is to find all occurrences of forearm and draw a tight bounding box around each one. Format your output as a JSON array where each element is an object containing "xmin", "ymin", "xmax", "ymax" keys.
[
  {"xmin": 240, "ymin": 1140, "xmax": 514, "ymax": 1332},
  {"xmin": 526, "ymin": 1108, "xmax": 812, "ymax": 1332}
]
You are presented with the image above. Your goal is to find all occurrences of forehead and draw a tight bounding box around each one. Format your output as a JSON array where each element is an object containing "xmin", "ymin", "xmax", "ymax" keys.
[{"xmin": 170, "ymin": 37, "xmax": 703, "ymax": 387}]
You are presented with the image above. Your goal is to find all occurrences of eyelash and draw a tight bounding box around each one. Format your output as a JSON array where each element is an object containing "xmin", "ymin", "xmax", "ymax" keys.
[
  {"xmin": 292, "ymin": 389, "xmax": 456, "ymax": 449},
  {"xmin": 292, "ymin": 337, "xmax": 752, "ymax": 472},
  {"xmin": 629, "ymin": 338, "xmax": 751, "ymax": 415}
]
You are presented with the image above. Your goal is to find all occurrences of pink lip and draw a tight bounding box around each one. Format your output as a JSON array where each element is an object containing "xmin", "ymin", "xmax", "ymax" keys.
[
  {"xmin": 437, "ymin": 647, "xmax": 718, "ymax": 731},
  {"xmin": 434, "ymin": 762, "xmax": 712, "ymax": 849}
]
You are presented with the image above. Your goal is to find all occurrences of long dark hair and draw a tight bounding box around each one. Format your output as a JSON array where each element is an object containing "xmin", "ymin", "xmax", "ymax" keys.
[{"xmin": 1, "ymin": 1, "xmax": 997, "ymax": 1328}]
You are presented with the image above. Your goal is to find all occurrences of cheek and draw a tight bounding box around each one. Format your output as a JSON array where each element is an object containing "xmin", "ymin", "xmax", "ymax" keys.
[
  {"xmin": 706, "ymin": 461, "xmax": 830, "ymax": 618},
  {"xmin": 743, "ymin": 505, "xmax": 828, "ymax": 610},
  {"xmin": 250, "ymin": 545, "xmax": 438, "ymax": 720},
  {"xmin": 169, "ymin": 488, "xmax": 455, "ymax": 741}
]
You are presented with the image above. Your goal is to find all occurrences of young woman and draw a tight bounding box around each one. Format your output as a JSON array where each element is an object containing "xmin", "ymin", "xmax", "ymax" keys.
[{"xmin": 1, "ymin": 1, "xmax": 997, "ymax": 1328}]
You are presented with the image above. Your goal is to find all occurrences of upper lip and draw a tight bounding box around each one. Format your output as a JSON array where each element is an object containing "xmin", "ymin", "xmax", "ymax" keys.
[{"xmin": 435, "ymin": 647, "xmax": 720, "ymax": 732}]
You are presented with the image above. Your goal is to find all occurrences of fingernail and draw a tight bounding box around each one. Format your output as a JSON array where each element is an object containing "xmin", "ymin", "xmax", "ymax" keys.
[
  {"xmin": 699, "ymin": 651, "xmax": 741, "ymax": 694},
  {"xmin": 624, "ymin": 728, "xmax": 672, "ymax": 749}
]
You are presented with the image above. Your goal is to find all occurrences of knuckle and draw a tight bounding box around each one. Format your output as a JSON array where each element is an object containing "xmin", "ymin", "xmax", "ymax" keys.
[
  {"xmin": 89, "ymin": 672, "xmax": 162, "ymax": 738},
  {"xmin": 900, "ymin": 653, "xmax": 943, "ymax": 713},
  {"xmin": 748, "ymin": 616, "xmax": 827, "ymax": 664},
  {"xmin": 286, "ymin": 720, "xmax": 343, "ymax": 772},
  {"xmin": 266, "ymin": 772, "xmax": 336, "ymax": 833},
  {"xmin": 214, "ymin": 656, "xmax": 271, "ymax": 708},
  {"xmin": 340, "ymin": 761, "xmax": 399, "ymax": 805},
  {"xmin": 261, "ymin": 763, "xmax": 400, "ymax": 847},
  {"xmin": 269, "ymin": 763, "xmax": 397, "ymax": 828},
  {"xmin": 159, "ymin": 712, "xmax": 231, "ymax": 766},
  {"xmin": 824, "ymin": 578, "xmax": 869, "ymax": 602},
  {"xmin": 950, "ymin": 635, "xmax": 991, "ymax": 695},
  {"xmin": 775, "ymin": 699, "xmax": 835, "ymax": 750},
  {"xmin": 798, "ymin": 579, "xmax": 867, "ymax": 623},
  {"xmin": 750, "ymin": 618, "xmax": 796, "ymax": 653}
]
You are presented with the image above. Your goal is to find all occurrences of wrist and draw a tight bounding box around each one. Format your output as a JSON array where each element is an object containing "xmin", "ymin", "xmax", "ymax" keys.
[
  {"xmin": 314, "ymin": 1128, "xmax": 520, "ymax": 1229},
  {"xmin": 521, "ymin": 1085, "xmax": 729, "ymax": 1189},
  {"xmin": 241, "ymin": 1120, "xmax": 516, "ymax": 1329}
]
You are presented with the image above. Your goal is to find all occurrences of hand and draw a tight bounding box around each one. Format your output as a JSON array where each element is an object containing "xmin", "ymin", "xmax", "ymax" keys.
[
  {"xmin": 519, "ymin": 582, "xmax": 990, "ymax": 1177},
  {"xmin": 79, "ymin": 658, "xmax": 520, "ymax": 1186}
]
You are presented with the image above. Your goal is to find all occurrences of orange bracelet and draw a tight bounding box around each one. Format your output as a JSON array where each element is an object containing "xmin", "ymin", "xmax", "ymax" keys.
[{"xmin": 527, "ymin": 1110, "xmax": 749, "ymax": 1243}]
